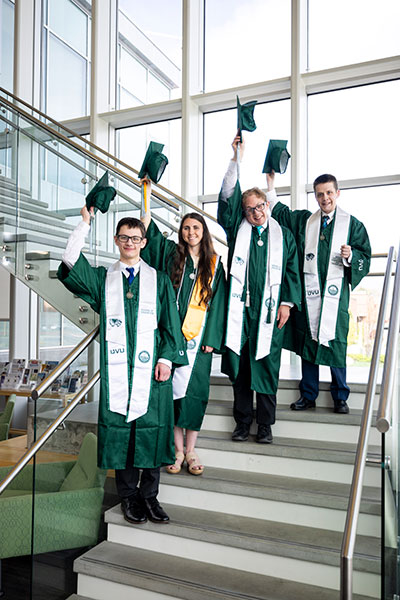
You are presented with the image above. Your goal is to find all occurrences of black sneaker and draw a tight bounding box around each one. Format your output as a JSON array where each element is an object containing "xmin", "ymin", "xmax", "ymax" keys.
[
  {"xmin": 232, "ymin": 423, "xmax": 250, "ymax": 442},
  {"xmin": 256, "ymin": 425, "xmax": 273, "ymax": 444}
]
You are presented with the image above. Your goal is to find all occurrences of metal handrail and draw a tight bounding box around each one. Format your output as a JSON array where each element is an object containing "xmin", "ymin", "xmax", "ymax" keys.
[
  {"xmin": 340, "ymin": 246, "xmax": 395, "ymax": 599},
  {"xmin": 31, "ymin": 325, "xmax": 99, "ymax": 401},
  {"xmin": 0, "ymin": 88, "xmax": 223, "ymax": 226},
  {"xmin": 0, "ymin": 371, "xmax": 100, "ymax": 495},
  {"xmin": 376, "ymin": 241, "xmax": 400, "ymax": 432}
]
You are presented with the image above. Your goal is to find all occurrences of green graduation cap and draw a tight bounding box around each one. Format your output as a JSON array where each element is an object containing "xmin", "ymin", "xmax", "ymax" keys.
[
  {"xmin": 262, "ymin": 139, "xmax": 291, "ymax": 174},
  {"xmin": 138, "ymin": 141, "xmax": 168, "ymax": 183},
  {"xmin": 237, "ymin": 96, "xmax": 257, "ymax": 143},
  {"xmin": 85, "ymin": 171, "xmax": 117, "ymax": 214}
]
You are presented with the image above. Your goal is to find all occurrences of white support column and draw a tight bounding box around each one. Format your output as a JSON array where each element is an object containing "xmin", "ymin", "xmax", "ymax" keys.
[
  {"xmin": 180, "ymin": 0, "xmax": 204, "ymax": 206},
  {"xmin": 90, "ymin": 0, "xmax": 116, "ymax": 152},
  {"xmin": 290, "ymin": 0, "xmax": 308, "ymax": 210},
  {"xmin": 10, "ymin": 0, "xmax": 39, "ymax": 364}
]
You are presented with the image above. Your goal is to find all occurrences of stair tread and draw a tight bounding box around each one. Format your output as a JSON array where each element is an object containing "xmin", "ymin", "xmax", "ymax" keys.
[
  {"xmin": 207, "ymin": 401, "xmax": 377, "ymax": 426},
  {"xmin": 73, "ymin": 541, "xmax": 376, "ymax": 600},
  {"xmin": 105, "ymin": 503, "xmax": 379, "ymax": 571},
  {"xmin": 196, "ymin": 430, "xmax": 380, "ymax": 464},
  {"xmin": 160, "ymin": 465, "xmax": 380, "ymax": 514}
]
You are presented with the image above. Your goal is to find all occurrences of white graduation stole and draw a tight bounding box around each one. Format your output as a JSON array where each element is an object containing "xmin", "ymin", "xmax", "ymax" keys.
[
  {"xmin": 304, "ymin": 206, "xmax": 351, "ymax": 347},
  {"xmin": 226, "ymin": 217, "xmax": 283, "ymax": 360},
  {"xmin": 172, "ymin": 256, "xmax": 220, "ymax": 400},
  {"xmin": 105, "ymin": 260, "xmax": 157, "ymax": 422}
]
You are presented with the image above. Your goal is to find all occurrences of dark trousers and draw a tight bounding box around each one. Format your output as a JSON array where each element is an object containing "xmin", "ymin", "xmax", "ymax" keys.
[
  {"xmin": 299, "ymin": 358, "xmax": 350, "ymax": 404},
  {"xmin": 115, "ymin": 466, "xmax": 160, "ymax": 501},
  {"xmin": 115, "ymin": 421, "xmax": 160, "ymax": 501},
  {"xmin": 233, "ymin": 342, "xmax": 276, "ymax": 426}
]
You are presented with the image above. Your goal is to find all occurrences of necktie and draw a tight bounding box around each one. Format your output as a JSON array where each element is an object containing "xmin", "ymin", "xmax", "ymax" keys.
[
  {"xmin": 256, "ymin": 226, "xmax": 263, "ymax": 235},
  {"xmin": 322, "ymin": 215, "xmax": 329, "ymax": 229},
  {"xmin": 126, "ymin": 267, "xmax": 135, "ymax": 285}
]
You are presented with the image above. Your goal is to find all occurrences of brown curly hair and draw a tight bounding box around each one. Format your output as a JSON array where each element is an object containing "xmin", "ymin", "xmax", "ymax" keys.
[{"xmin": 172, "ymin": 213, "xmax": 216, "ymax": 306}]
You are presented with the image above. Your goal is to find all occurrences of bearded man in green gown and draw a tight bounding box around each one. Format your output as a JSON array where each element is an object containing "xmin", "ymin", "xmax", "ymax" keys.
[
  {"xmin": 58, "ymin": 205, "xmax": 186, "ymax": 525},
  {"xmin": 218, "ymin": 135, "xmax": 301, "ymax": 444},
  {"xmin": 267, "ymin": 170, "xmax": 371, "ymax": 414}
]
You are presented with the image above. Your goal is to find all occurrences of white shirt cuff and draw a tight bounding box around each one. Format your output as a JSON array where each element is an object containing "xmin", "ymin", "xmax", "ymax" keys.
[
  {"xmin": 343, "ymin": 250, "xmax": 352, "ymax": 266},
  {"xmin": 157, "ymin": 358, "xmax": 172, "ymax": 369},
  {"xmin": 220, "ymin": 160, "xmax": 238, "ymax": 200},
  {"xmin": 280, "ymin": 302, "xmax": 294, "ymax": 309},
  {"xmin": 62, "ymin": 220, "xmax": 90, "ymax": 269},
  {"xmin": 266, "ymin": 189, "xmax": 278, "ymax": 209}
]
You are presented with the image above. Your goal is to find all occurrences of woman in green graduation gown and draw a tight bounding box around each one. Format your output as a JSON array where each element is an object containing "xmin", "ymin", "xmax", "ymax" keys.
[{"xmin": 141, "ymin": 184, "xmax": 226, "ymax": 476}]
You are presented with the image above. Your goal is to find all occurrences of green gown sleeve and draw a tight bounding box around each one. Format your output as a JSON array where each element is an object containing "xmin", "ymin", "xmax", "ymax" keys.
[
  {"xmin": 201, "ymin": 260, "xmax": 227, "ymax": 353},
  {"xmin": 217, "ymin": 181, "xmax": 243, "ymax": 243},
  {"xmin": 57, "ymin": 253, "xmax": 105, "ymax": 313},
  {"xmin": 141, "ymin": 219, "xmax": 176, "ymax": 275},
  {"xmin": 280, "ymin": 227, "xmax": 302, "ymax": 310},
  {"xmin": 271, "ymin": 201, "xmax": 311, "ymax": 238},
  {"xmin": 348, "ymin": 217, "xmax": 371, "ymax": 290},
  {"xmin": 157, "ymin": 272, "xmax": 188, "ymax": 367}
]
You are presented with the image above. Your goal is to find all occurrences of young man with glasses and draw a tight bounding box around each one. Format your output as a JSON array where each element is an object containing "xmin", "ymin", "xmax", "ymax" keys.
[
  {"xmin": 58, "ymin": 205, "xmax": 187, "ymax": 524},
  {"xmin": 267, "ymin": 172, "xmax": 371, "ymax": 414},
  {"xmin": 218, "ymin": 135, "xmax": 301, "ymax": 444}
]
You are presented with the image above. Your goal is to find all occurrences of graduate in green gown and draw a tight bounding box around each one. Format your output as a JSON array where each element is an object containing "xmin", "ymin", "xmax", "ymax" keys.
[
  {"xmin": 267, "ymin": 170, "xmax": 371, "ymax": 414},
  {"xmin": 140, "ymin": 179, "xmax": 226, "ymax": 476},
  {"xmin": 58, "ymin": 205, "xmax": 186, "ymax": 524},
  {"xmin": 218, "ymin": 135, "xmax": 301, "ymax": 444}
]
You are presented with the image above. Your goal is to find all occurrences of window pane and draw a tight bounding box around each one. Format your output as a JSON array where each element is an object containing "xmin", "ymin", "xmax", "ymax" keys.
[
  {"xmin": 307, "ymin": 185, "xmax": 400, "ymax": 255},
  {"xmin": 48, "ymin": 0, "xmax": 88, "ymax": 56},
  {"xmin": 308, "ymin": 0, "xmax": 400, "ymax": 71},
  {"xmin": 204, "ymin": 0, "xmax": 291, "ymax": 92},
  {"xmin": 47, "ymin": 33, "xmax": 87, "ymax": 120},
  {"xmin": 0, "ymin": 0, "xmax": 14, "ymax": 91},
  {"xmin": 308, "ymin": 82, "xmax": 400, "ymax": 181},
  {"xmin": 120, "ymin": 46, "xmax": 147, "ymax": 103},
  {"xmin": 116, "ymin": 119, "xmax": 182, "ymax": 193},
  {"xmin": 203, "ymin": 100, "xmax": 291, "ymax": 195},
  {"xmin": 118, "ymin": 0, "xmax": 182, "ymax": 103}
]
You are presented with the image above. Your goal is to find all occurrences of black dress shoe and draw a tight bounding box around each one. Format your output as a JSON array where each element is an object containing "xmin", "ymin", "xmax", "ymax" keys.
[
  {"xmin": 143, "ymin": 497, "xmax": 170, "ymax": 523},
  {"xmin": 232, "ymin": 423, "xmax": 250, "ymax": 442},
  {"xmin": 256, "ymin": 425, "xmax": 273, "ymax": 444},
  {"xmin": 121, "ymin": 496, "xmax": 147, "ymax": 524},
  {"xmin": 290, "ymin": 397, "xmax": 316, "ymax": 411},
  {"xmin": 334, "ymin": 401, "xmax": 350, "ymax": 414}
]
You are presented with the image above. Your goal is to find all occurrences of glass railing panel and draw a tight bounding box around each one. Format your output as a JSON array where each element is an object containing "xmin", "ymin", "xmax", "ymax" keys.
[
  {"xmin": 0, "ymin": 422, "xmax": 35, "ymax": 599},
  {"xmin": 381, "ymin": 333, "xmax": 400, "ymax": 599},
  {"xmin": 0, "ymin": 360, "xmax": 105, "ymax": 599}
]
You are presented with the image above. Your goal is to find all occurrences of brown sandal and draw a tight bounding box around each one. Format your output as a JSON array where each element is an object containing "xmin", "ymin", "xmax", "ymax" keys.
[
  {"xmin": 166, "ymin": 451, "xmax": 185, "ymax": 474},
  {"xmin": 185, "ymin": 451, "xmax": 204, "ymax": 476}
]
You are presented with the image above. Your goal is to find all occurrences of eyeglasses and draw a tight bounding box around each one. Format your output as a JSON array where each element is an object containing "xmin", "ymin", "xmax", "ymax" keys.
[
  {"xmin": 116, "ymin": 235, "xmax": 143, "ymax": 244},
  {"xmin": 244, "ymin": 202, "xmax": 267, "ymax": 216}
]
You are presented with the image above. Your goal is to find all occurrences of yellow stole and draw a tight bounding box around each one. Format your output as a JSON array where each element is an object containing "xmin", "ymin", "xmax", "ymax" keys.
[{"xmin": 181, "ymin": 255, "xmax": 217, "ymax": 341}]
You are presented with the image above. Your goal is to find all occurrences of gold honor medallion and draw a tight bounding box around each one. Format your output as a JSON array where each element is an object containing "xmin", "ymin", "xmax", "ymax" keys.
[
  {"xmin": 189, "ymin": 272, "xmax": 196, "ymax": 280},
  {"xmin": 320, "ymin": 234, "xmax": 325, "ymax": 241},
  {"xmin": 257, "ymin": 239, "xmax": 264, "ymax": 246},
  {"xmin": 126, "ymin": 291, "xmax": 134, "ymax": 299}
]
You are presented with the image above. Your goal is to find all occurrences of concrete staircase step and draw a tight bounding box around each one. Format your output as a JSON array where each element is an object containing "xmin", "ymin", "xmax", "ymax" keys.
[
  {"xmin": 0, "ymin": 203, "xmax": 72, "ymax": 229},
  {"xmin": 192, "ymin": 430, "xmax": 380, "ymax": 486},
  {"xmin": 0, "ymin": 215, "xmax": 73, "ymax": 241},
  {"xmin": 105, "ymin": 503, "xmax": 379, "ymax": 574},
  {"xmin": 73, "ymin": 541, "xmax": 377, "ymax": 600},
  {"xmin": 159, "ymin": 465, "xmax": 380, "ymax": 536},
  {"xmin": 0, "ymin": 195, "xmax": 65, "ymax": 220},
  {"xmin": 204, "ymin": 403, "xmax": 381, "ymax": 445}
]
